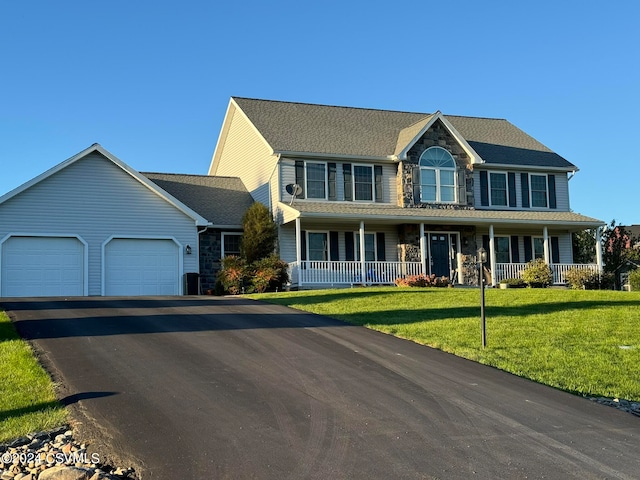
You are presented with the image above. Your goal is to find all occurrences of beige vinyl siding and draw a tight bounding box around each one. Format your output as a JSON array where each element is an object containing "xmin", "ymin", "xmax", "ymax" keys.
[
  {"xmin": 0, "ymin": 153, "xmax": 198, "ymax": 295},
  {"xmin": 280, "ymin": 159, "xmax": 396, "ymax": 204},
  {"xmin": 473, "ymin": 170, "xmax": 571, "ymax": 212},
  {"xmin": 278, "ymin": 224, "xmax": 297, "ymax": 263},
  {"xmin": 279, "ymin": 223, "xmax": 399, "ymax": 263},
  {"xmin": 557, "ymin": 233, "xmax": 573, "ymax": 263},
  {"xmin": 211, "ymin": 105, "xmax": 277, "ymax": 206},
  {"xmin": 475, "ymin": 230, "xmax": 573, "ymax": 264},
  {"xmin": 472, "ymin": 170, "xmax": 483, "ymax": 208},
  {"xmin": 280, "ymin": 158, "xmax": 297, "ymax": 203},
  {"xmin": 553, "ymin": 174, "xmax": 570, "ymax": 211}
]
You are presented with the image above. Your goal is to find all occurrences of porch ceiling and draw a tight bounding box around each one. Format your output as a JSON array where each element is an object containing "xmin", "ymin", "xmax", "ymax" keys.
[{"xmin": 279, "ymin": 201, "xmax": 603, "ymax": 230}]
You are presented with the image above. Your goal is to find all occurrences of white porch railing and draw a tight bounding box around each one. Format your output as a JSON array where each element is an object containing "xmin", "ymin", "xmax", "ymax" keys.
[
  {"xmin": 494, "ymin": 263, "xmax": 599, "ymax": 285},
  {"xmin": 551, "ymin": 263, "xmax": 599, "ymax": 285},
  {"xmin": 288, "ymin": 261, "xmax": 423, "ymax": 286},
  {"xmin": 288, "ymin": 261, "xmax": 600, "ymax": 287}
]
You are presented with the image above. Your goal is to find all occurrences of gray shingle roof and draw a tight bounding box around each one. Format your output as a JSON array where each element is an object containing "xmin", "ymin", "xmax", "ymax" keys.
[
  {"xmin": 444, "ymin": 116, "xmax": 573, "ymax": 168},
  {"xmin": 143, "ymin": 173, "xmax": 253, "ymax": 226},
  {"xmin": 285, "ymin": 201, "xmax": 602, "ymax": 228},
  {"xmin": 234, "ymin": 97, "xmax": 427, "ymax": 157},
  {"xmin": 233, "ymin": 97, "xmax": 575, "ymax": 169}
]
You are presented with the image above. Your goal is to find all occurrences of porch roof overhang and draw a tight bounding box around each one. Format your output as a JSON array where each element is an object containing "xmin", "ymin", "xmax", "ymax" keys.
[{"xmin": 278, "ymin": 201, "xmax": 604, "ymax": 231}]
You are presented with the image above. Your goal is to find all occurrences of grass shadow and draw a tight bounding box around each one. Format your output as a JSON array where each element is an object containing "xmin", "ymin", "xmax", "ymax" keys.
[{"xmin": 0, "ymin": 401, "xmax": 62, "ymax": 423}]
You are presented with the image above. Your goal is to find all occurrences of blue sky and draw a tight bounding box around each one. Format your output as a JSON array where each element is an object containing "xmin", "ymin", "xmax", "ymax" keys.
[{"xmin": 1, "ymin": 1, "xmax": 638, "ymax": 225}]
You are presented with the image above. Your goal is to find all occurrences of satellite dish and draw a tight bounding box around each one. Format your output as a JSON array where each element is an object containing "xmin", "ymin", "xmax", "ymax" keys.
[
  {"xmin": 285, "ymin": 183, "xmax": 303, "ymax": 204},
  {"xmin": 286, "ymin": 183, "xmax": 303, "ymax": 196}
]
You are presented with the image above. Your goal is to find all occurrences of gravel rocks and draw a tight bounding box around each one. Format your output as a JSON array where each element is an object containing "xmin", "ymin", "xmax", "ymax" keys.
[
  {"xmin": 590, "ymin": 396, "xmax": 640, "ymax": 416},
  {"xmin": 0, "ymin": 426, "xmax": 136, "ymax": 480}
]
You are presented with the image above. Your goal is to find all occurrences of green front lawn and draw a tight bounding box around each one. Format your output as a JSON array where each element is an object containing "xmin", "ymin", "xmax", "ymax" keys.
[
  {"xmin": 252, "ymin": 288, "xmax": 640, "ymax": 401},
  {"xmin": 0, "ymin": 310, "xmax": 67, "ymax": 443}
]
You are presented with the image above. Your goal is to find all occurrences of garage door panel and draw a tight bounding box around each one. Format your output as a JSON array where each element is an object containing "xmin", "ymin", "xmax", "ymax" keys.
[
  {"xmin": 1, "ymin": 237, "xmax": 84, "ymax": 297},
  {"xmin": 105, "ymin": 239, "xmax": 179, "ymax": 296}
]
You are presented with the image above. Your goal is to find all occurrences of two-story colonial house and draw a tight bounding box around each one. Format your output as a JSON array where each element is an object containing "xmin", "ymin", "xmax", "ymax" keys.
[{"xmin": 210, "ymin": 97, "xmax": 604, "ymax": 288}]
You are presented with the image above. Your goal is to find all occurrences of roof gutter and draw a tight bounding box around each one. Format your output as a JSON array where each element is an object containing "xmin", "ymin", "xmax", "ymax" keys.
[
  {"xmin": 274, "ymin": 150, "xmax": 396, "ymax": 162},
  {"xmin": 293, "ymin": 211, "xmax": 603, "ymax": 227},
  {"xmin": 476, "ymin": 164, "xmax": 579, "ymax": 173}
]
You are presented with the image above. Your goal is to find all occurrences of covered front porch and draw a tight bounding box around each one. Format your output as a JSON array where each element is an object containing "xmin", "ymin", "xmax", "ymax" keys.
[
  {"xmin": 288, "ymin": 260, "xmax": 600, "ymax": 288},
  {"xmin": 282, "ymin": 207, "xmax": 603, "ymax": 289}
]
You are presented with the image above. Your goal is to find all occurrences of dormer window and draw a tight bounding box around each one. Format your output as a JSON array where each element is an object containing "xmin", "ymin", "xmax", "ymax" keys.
[{"xmin": 419, "ymin": 147, "xmax": 456, "ymax": 203}]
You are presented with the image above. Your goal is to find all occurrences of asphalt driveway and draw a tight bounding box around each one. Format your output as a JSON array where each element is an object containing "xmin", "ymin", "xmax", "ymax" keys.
[{"xmin": 3, "ymin": 296, "xmax": 639, "ymax": 479}]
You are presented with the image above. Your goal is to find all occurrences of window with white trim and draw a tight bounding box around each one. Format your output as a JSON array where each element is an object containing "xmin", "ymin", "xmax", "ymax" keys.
[
  {"xmin": 489, "ymin": 172, "xmax": 508, "ymax": 206},
  {"xmin": 307, "ymin": 232, "xmax": 328, "ymax": 261},
  {"xmin": 355, "ymin": 232, "xmax": 377, "ymax": 261},
  {"xmin": 495, "ymin": 236, "xmax": 511, "ymax": 263},
  {"xmin": 532, "ymin": 237, "xmax": 545, "ymax": 259},
  {"xmin": 305, "ymin": 162, "xmax": 327, "ymax": 199},
  {"xmin": 530, "ymin": 174, "xmax": 548, "ymax": 208},
  {"xmin": 221, "ymin": 233, "xmax": 242, "ymax": 257},
  {"xmin": 419, "ymin": 147, "xmax": 456, "ymax": 203},
  {"xmin": 353, "ymin": 165, "xmax": 374, "ymax": 201}
]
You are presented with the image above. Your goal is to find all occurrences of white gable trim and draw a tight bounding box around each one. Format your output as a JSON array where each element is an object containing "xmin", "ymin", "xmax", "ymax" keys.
[
  {"xmin": 396, "ymin": 112, "xmax": 483, "ymax": 164},
  {"xmin": 0, "ymin": 144, "xmax": 210, "ymax": 226},
  {"xmin": 209, "ymin": 98, "xmax": 276, "ymax": 175}
]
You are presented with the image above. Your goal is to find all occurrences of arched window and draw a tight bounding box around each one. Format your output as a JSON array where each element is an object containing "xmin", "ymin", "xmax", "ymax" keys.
[{"xmin": 419, "ymin": 147, "xmax": 456, "ymax": 203}]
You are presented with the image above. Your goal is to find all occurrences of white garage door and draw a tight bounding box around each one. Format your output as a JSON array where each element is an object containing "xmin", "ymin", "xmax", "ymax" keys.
[
  {"xmin": 1, "ymin": 236, "xmax": 85, "ymax": 297},
  {"xmin": 105, "ymin": 239, "xmax": 179, "ymax": 296}
]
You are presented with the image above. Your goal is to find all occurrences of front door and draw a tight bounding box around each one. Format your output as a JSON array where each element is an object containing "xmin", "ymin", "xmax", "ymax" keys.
[{"xmin": 430, "ymin": 234, "xmax": 450, "ymax": 278}]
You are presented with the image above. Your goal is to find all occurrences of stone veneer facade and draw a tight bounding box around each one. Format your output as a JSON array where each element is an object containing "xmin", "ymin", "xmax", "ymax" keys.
[
  {"xmin": 198, "ymin": 228, "xmax": 235, "ymax": 294},
  {"xmin": 395, "ymin": 119, "xmax": 479, "ymax": 275}
]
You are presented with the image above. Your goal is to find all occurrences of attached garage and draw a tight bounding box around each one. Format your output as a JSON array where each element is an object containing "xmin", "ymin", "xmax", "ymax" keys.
[
  {"xmin": 1, "ymin": 236, "xmax": 86, "ymax": 297},
  {"xmin": 104, "ymin": 238, "xmax": 180, "ymax": 296},
  {"xmin": 0, "ymin": 144, "xmax": 209, "ymax": 298}
]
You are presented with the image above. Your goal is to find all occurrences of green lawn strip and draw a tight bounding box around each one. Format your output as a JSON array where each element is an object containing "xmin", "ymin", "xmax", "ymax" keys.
[
  {"xmin": 0, "ymin": 310, "xmax": 67, "ymax": 443},
  {"xmin": 251, "ymin": 288, "xmax": 640, "ymax": 401}
]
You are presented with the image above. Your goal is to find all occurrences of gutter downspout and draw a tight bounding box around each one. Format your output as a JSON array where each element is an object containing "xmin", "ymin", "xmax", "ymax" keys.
[{"xmin": 267, "ymin": 154, "xmax": 281, "ymax": 213}]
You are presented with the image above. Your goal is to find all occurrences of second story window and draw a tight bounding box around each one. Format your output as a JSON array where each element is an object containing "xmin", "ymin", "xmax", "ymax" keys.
[
  {"xmin": 419, "ymin": 147, "xmax": 456, "ymax": 203},
  {"xmin": 530, "ymin": 174, "xmax": 548, "ymax": 208},
  {"xmin": 354, "ymin": 165, "xmax": 373, "ymax": 201},
  {"xmin": 306, "ymin": 162, "xmax": 327, "ymax": 199},
  {"xmin": 489, "ymin": 172, "xmax": 508, "ymax": 206},
  {"xmin": 344, "ymin": 164, "xmax": 383, "ymax": 202}
]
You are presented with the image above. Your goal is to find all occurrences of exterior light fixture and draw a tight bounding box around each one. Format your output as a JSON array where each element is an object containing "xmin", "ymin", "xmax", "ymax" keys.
[{"xmin": 185, "ymin": 245, "xmax": 192, "ymax": 255}]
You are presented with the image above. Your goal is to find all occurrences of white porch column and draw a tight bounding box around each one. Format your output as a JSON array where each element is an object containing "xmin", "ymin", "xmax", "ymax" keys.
[
  {"xmin": 359, "ymin": 221, "xmax": 366, "ymax": 283},
  {"xmin": 596, "ymin": 228, "xmax": 604, "ymax": 274},
  {"xmin": 420, "ymin": 223, "xmax": 426, "ymax": 276},
  {"xmin": 543, "ymin": 226, "xmax": 550, "ymax": 265},
  {"xmin": 489, "ymin": 224, "xmax": 496, "ymax": 286},
  {"xmin": 295, "ymin": 217, "xmax": 302, "ymax": 287}
]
